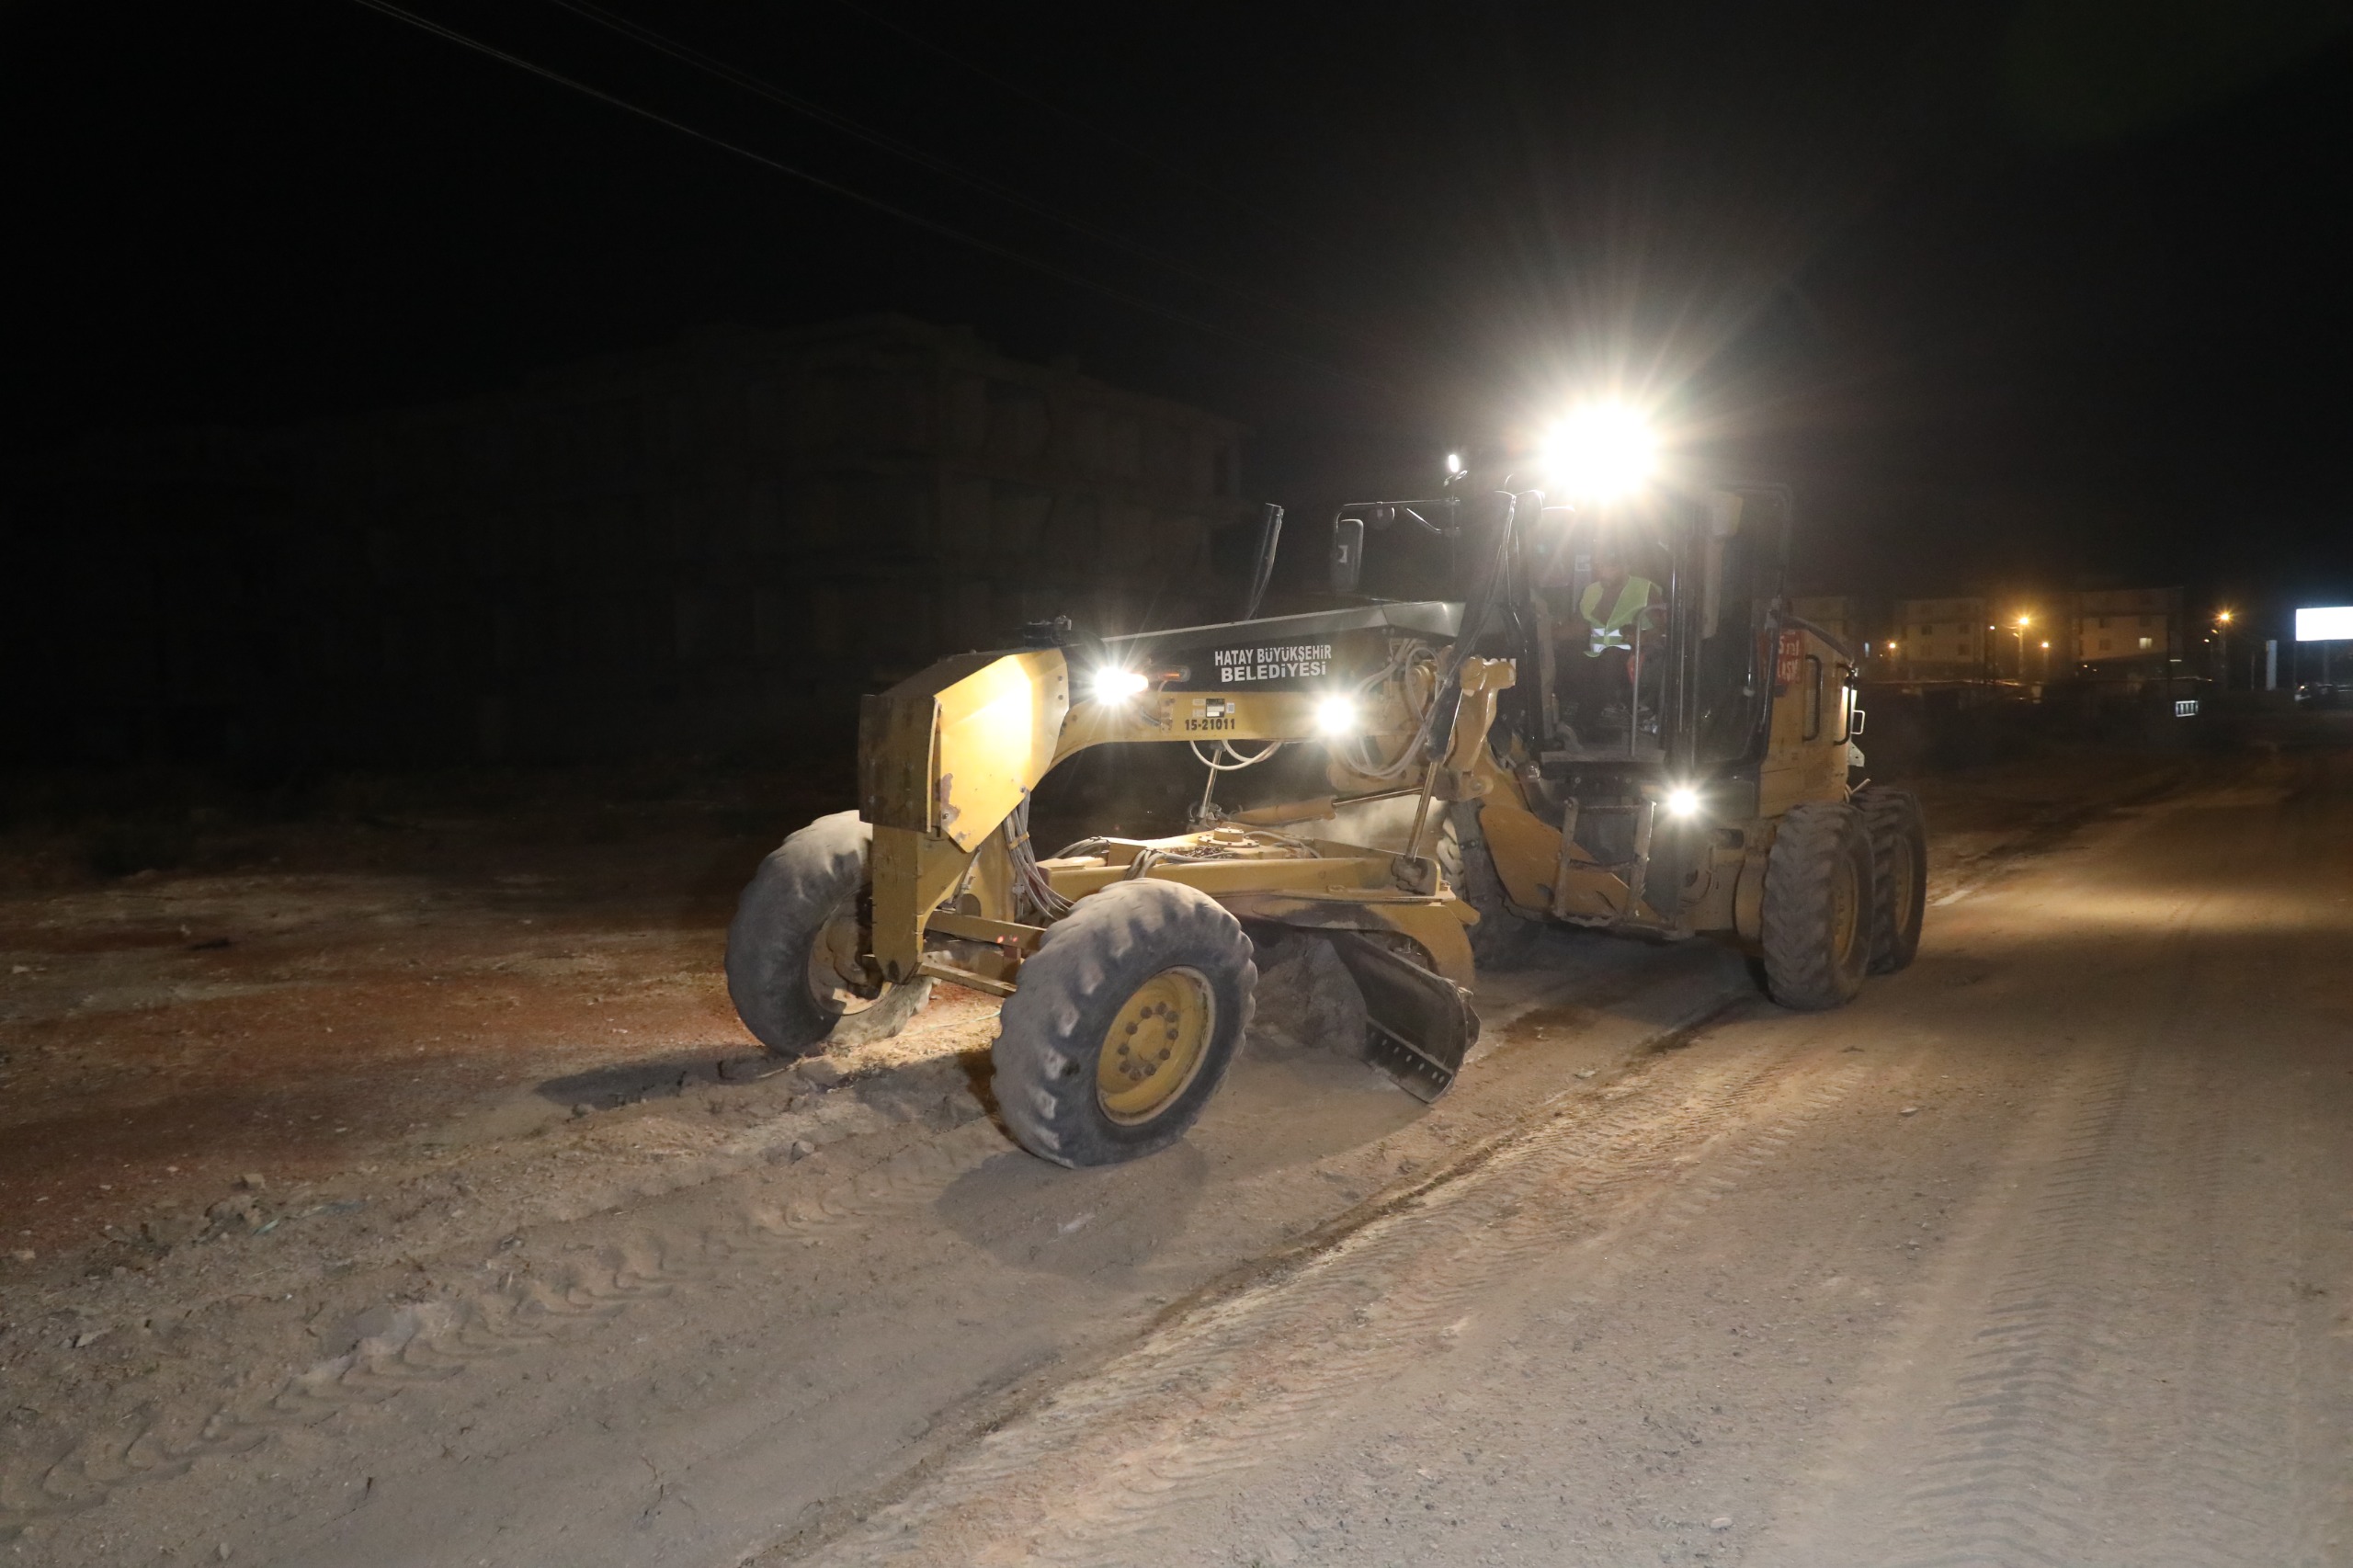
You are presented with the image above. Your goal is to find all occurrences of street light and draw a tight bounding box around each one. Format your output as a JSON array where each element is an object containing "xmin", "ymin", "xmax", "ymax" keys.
[{"xmin": 2002, "ymin": 614, "xmax": 2034, "ymax": 679}]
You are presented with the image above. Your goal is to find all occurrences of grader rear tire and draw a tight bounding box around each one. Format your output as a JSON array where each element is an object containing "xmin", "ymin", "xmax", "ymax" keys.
[
  {"xmin": 1858, "ymin": 786, "xmax": 1927, "ymax": 973},
  {"xmin": 725, "ymin": 811, "xmax": 934, "ymax": 1057},
  {"xmin": 993, "ymin": 880, "xmax": 1256, "ymax": 1167},
  {"xmin": 1760, "ymin": 801, "xmax": 1874, "ymax": 1011},
  {"xmin": 1435, "ymin": 801, "xmax": 1536, "ymax": 968}
]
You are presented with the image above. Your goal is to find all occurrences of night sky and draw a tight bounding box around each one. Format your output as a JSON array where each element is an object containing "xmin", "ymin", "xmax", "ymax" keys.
[{"xmin": 5, "ymin": 0, "xmax": 2350, "ymax": 608}]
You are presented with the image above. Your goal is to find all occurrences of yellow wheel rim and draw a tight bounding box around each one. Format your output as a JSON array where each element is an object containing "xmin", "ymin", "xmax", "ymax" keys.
[
  {"xmin": 807, "ymin": 900, "xmax": 884, "ymax": 1017},
  {"xmin": 1096, "ymin": 968, "xmax": 1214, "ymax": 1125},
  {"xmin": 1888, "ymin": 841, "xmax": 1915, "ymax": 930},
  {"xmin": 1830, "ymin": 851, "xmax": 1861, "ymax": 961}
]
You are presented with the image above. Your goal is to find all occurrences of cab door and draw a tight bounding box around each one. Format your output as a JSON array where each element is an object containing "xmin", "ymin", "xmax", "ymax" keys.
[{"xmin": 1759, "ymin": 626, "xmax": 1856, "ymax": 818}]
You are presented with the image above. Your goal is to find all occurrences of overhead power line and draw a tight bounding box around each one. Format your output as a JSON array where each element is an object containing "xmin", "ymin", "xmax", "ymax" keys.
[
  {"xmin": 534, "ymin": 0, "xmax": 1412, "ymax": 364},
  {"xmin": 823, "ymin": 0, "xmax": 1422, "ymax": 295},
  {"xmin": 341, "ymin": 0, "xmax": 1397, "ymax": 394}
]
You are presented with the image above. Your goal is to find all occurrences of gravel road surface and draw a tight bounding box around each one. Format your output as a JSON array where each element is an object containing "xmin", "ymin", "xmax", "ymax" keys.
[{"xmin": 5, "ymin": 742, "xmax": 2346, "ymax": 1565}]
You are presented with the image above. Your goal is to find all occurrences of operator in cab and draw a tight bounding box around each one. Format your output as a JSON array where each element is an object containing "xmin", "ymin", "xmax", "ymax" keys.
[
  {"xmin": 1555, "ymin": 547, "xmax": 1662, "ymax": 733},
  {"xmin": 1574, "ymin": 550, "xmax": 1662, "ymax": 662}
]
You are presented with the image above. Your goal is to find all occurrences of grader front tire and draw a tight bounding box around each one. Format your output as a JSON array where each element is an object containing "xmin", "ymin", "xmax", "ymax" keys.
[
  {"xmin": 1760, "ymin": 801, "xmax": 1874, "ymax": 1012},
  {"xmin": 993, "ymin": 880, "xmax": 1256, "ymax": 1167},
  {"xmin": 724, "ymin": 811, "xmax": 934, "ymax": 1057}
]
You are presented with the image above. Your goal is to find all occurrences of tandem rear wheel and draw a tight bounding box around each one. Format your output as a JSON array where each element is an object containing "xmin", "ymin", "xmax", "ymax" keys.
[
  {"xmin": 1435, "ymin": 800, "xmax": 1538, "ymax": 967},
  {"xmin": 1856, "ymin": 785, "xmax": 1928, "ymax": 973},
  {"xmin": 1760, "ymin": 800, "xmax": 1876, "ymax": 1011}
]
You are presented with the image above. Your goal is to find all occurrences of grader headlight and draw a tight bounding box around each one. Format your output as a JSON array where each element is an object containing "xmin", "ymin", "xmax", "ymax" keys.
[
  {"xmin": 1665, "ymin": 786, "xmax": 1701, "ymax": 818},
  {"xmin": 1314, "ymin": 695, "xmax": 1358, "ymax": 735},
  {"xmin": 1091, "ymin": 667, "xmax": 1150, "ymax": 703},
  {"xmin": 1541, "ymin": 403, "xmax": 1656, "ymax": 500}
]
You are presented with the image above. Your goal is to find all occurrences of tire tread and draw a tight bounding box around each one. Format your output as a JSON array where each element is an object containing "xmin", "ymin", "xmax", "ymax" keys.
[
  {"xmin": 1435, "ymin": 801, "xmax": 1536, "ymax": 967},
  {"xmin": 723, "ymin": 811, "xmax": 931, "ymax": 1056},
  {"xmin": 1857, "ymin": 786, "xmax": 1928, "ymax": 973},
  {"xmin": 995, "ymin": 880, "xmax": 1256, "ymax": 1167},
  {"xmin": 1760, "ymin": 800, "xmax": 1873, "ymax": 1012}
]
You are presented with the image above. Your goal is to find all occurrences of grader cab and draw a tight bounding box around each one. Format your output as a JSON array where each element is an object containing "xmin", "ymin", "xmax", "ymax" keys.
[{"xmin": 725, "ymin": 460, "xmax": 1927, "ymax": 1167}]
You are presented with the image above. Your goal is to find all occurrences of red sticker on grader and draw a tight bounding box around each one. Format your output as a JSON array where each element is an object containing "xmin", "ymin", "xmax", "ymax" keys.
[{"xmin": 1775, "ymin": 629, "xmax": 1802, "ymax": 690}]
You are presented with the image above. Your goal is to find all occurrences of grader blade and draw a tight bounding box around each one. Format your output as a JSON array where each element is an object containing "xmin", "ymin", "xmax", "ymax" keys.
[{"xmin": 1326, "ymin": 931, "xmax": 1479, "ymax": 1102}]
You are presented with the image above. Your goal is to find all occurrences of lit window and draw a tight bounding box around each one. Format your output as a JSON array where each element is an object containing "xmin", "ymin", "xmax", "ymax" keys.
[{"xmin": 2139, "ymin": 636, "xmax": 2154, "ymax": 651}]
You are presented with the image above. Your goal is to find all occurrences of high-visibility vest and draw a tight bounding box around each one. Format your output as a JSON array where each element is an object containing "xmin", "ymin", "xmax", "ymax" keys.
[{"xmin": 1579, "ymin": 576, "xmax": 1658, "ymax": 656}]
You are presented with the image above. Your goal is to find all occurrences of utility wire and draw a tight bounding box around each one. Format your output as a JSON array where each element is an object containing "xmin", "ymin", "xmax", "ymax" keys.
[
  {"xmin": 534, "ymin": 0, "xmax": 1420, "ymax": 368},
  {"xmin": 824, "ymin": 0, "xmax": 1427, "ymax": 296},
  {"xmin": 341, "ymin": 0, "xmax": 1395, "ymax": 393}
]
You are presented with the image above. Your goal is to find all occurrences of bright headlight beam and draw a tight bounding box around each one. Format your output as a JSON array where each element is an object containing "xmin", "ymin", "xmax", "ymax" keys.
[
  {"xmin": 1092, "ymin": 668, "xmax": 1149, "ymax": 702},
  {"xmin": 1665, "ymin": 786, "xmax": 1700, "ymax": 817},
  {"xmin": 1314, "ymin": 695, "xmax": 1357, "ymax": 735},
  {"xmin": 1540, "ymin": 404, "xmax": 1656, "ymax": 499}
]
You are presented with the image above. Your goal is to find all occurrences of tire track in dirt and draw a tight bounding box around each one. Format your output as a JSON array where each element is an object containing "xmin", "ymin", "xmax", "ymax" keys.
[
  {"xmin": 1761, "ymin": 951, "xmax": 2337, "ymax": 1566},
  {"xmin": 0, "ymin": 952, "xmax": 1745, "ymax": 1555},
  {"xmin": 1878, "ymin": 1051, "xmax": 2290, "ymax": 1568},
  {"xmin": 790, "ymin": 1022, "xmax": 1879, "ymax": 1568},
  {"xmin": 0, "ymin": 1116, "xmax": 1017, "ymax": 1542}
]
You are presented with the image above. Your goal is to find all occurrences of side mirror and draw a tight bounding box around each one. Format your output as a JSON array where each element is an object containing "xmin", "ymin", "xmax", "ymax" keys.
[{"xmin": 1330, "ymin": 517, "xmax": 1364, "ymax": 596}]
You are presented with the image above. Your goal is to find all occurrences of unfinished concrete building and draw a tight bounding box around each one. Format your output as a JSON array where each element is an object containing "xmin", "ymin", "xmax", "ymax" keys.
[{"xmin": 0, "ymin": 316, "xmax": 1250, "ymax": 764}]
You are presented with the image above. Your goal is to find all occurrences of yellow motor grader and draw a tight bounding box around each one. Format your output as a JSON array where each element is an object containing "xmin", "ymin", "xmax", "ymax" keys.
[{"xmin": 726, "ymin": 460, "xmax": 1926, "ymax": 1166}]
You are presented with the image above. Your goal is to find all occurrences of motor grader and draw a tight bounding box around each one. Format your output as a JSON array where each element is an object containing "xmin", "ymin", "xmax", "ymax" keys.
[{"xmin": 725, "ymin": 457, "xmax": 1927, "ymax": 1167}]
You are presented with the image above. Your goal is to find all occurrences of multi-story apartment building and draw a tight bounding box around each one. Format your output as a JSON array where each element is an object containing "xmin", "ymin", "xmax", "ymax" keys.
[
  {"xmin": 1891, "ymin": 597, "xmax": 1989, "ymax": 680},
  {"xmin": 2070, "ymin": 587, "xmax": 2181, "ymax": 676},
  {"xmin": 1, "ymin": 316, "xmax": 1249, "ymax": 764}
]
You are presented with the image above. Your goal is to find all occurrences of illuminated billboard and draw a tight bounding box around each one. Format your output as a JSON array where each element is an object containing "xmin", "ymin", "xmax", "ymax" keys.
[{"xmin": 2296, "ymin": 607, "xmax": 2353, "ymax": 641}]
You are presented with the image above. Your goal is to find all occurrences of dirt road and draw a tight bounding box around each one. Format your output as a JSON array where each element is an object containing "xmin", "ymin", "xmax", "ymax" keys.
[
  {"xmin": 5, "ymin": 742, "xmax": 2348, "ymax": 1565},
  {"xmin": 797, "ymin": 751, "xmax": 2353, "ymax": 1568}
]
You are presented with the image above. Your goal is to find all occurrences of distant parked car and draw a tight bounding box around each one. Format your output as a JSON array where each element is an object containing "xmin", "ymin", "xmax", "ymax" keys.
[{"xmin": 2294, "ymin": 681, "xmax": 2343, "ymax": 709}]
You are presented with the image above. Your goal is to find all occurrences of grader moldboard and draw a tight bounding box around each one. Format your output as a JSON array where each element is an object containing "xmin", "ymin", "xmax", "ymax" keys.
[{"xmin": 725, "ymin": 465, "xmax": 1927, "ymax": 1167}]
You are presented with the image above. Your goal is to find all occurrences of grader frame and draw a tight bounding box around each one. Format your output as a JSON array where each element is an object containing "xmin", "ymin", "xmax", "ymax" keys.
[{"xmin": 728, "ymin": 475, "xmax": 1926, "ymax": 1166}]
